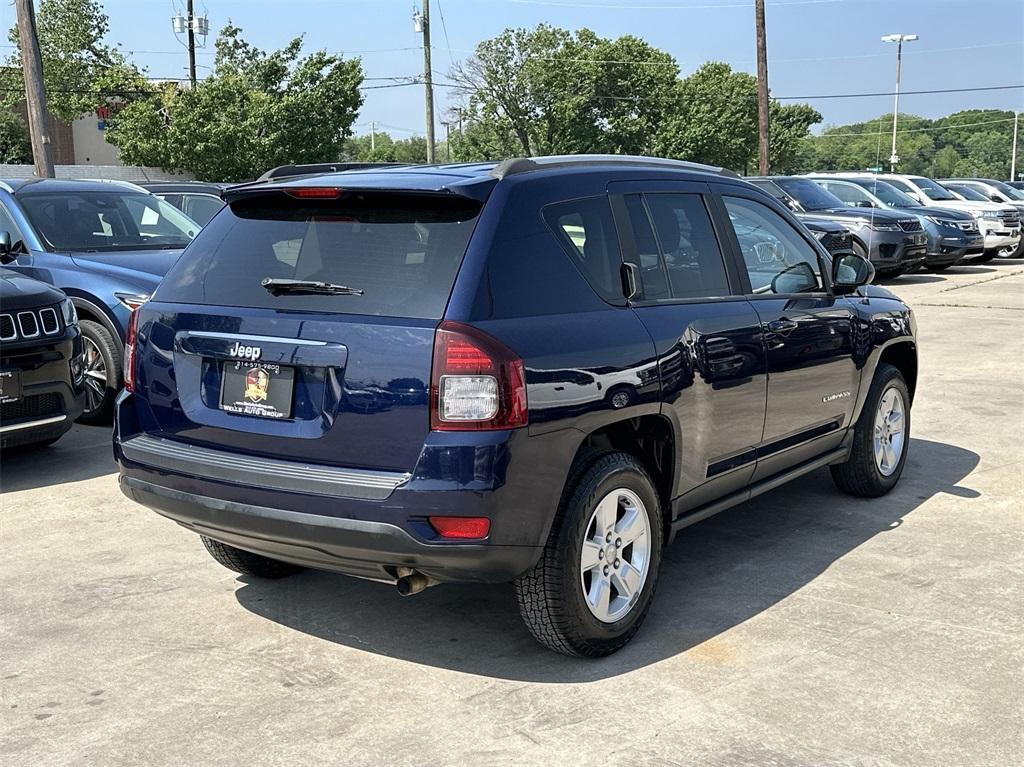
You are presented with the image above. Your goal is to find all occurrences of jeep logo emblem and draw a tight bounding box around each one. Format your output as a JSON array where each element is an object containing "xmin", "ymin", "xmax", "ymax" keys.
[{"xmin": 228, "ymin": 341, "xmax": 262, "ymax": 361}]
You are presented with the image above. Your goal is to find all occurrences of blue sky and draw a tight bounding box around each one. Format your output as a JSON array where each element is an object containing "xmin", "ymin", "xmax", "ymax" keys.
[{"xmin": 9, "ymin": 0, "xmax": 1024, "ymax": 138}]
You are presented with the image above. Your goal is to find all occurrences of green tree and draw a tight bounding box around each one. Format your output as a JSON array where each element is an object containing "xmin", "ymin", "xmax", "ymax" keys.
[
  {"xmin": 0, "ymin": 111, "xmax": 31, "ymax": 163},
  {"xmin": 450, "ymin": 25, "xmax": 682, "ymax": 159},
  {"xmin": 768, "ymin": 102, "xmax": 823, "ymax": 173},
  {"xmin": 954, "ymin": 132, "xmax": 1011, "ymax": 179},
  {"xmin": 1, "ymin": 0, "xmax": 151, "ymax": 121},
  {"xmin": 109, "ymin": 25, "xmax": 364, "ymax": 181},
  {"xmin": 929, "ymin": 145, "xmax": 961, "ymax": 178},
  {"xmin": 343, "ymin": 132, "xmax": 431, "ymax": 163}
]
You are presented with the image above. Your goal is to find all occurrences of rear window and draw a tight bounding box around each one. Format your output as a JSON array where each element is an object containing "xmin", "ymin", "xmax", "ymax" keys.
[{"xmin": 154, "ymin": 192, "xmax": 482, "ymax": 319}]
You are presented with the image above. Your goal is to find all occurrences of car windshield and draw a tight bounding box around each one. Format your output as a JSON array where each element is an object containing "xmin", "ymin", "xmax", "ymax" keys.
[
  {"xmin": 948, "ymin": 184, "xmax": 988, "ymax": 202},
  {"xmin": 20, "ymin": 191, "xmax": 199, "ymax": 252},
  {"xmin": 854, "ymin": 179, "xmax": 920, "ymax": 208},
  {"xmin": 988, "ymin": 180, "xmax": 1024, "ymax": 201},
  {"xmin": 910, "ymin": 177, "xmax": 958, "ymax": 201},
  {"xmin": 773, "ymin": 178, "xmax": 846, "ymax": 211}
]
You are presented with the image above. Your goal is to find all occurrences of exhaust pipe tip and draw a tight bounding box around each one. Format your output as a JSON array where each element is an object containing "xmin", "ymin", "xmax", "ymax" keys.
[{"xmin": 396, "ymin": 572, "xmax": 431, "ymax": 597}]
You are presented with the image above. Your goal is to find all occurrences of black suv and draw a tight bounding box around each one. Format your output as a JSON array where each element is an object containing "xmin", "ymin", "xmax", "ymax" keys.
[
  {"xmin": 1, "ymin": 266, "xmax": 85, "ymax": 448},
  {"xmin": 115, "ymin": 156, "xmax": 917, "ymax": 657}
]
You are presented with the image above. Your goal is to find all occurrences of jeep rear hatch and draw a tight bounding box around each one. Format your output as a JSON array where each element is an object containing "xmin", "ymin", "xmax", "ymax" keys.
[{"xmin": 132, "ymin": 190, "xmax": 483, "ymax": 473}]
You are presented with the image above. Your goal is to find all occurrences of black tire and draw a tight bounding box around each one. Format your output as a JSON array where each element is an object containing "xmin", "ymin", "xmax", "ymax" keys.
[
  {"xmin": 831, "ymin": 363, "xmax": 911, "ymax": 498},
  {"xmin": 201, "ymin": 536, "xmax": 303, "ymax": 579},
  {"xmin": 973, "ymin": 251, "xmax": 996, "ymax": 264},
  {"xmin": 514, "ymin": 452, "xmax": 664, "ymax": 657},
  {"xmin": 77, "ymin": 319, "xmax": 121, "ymax": 425}
]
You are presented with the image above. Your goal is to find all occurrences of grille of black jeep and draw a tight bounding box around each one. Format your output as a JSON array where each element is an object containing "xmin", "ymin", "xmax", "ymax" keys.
[
  {"xmin": 0, "ymin": 306, "xmax": 63, "ymax": 343},
  {"xmin": 0, "ymin": 393, "xmax": 63, "ymax": 422}
]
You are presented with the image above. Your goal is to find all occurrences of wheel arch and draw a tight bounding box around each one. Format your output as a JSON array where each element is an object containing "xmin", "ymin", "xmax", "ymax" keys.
[
  {"xmin": 565, "ymin": 414, "xmax": 677, "ymax": 542},
  {"xmin": 878, "ymin": 340, "xmax": 918, "ymax": 403}
]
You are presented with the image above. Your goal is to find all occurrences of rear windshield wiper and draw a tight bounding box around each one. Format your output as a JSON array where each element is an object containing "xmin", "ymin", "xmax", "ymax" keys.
[{"xmin": 260, "ymin": 278, "xmax": 364, "ymax": 296}]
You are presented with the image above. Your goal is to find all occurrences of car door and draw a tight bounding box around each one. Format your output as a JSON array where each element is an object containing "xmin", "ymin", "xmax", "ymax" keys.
[
  {"xmin": 609, "ymin": 180, "xmax": 767, "ymax": 512},
  {"xmin": 712, "ymin": 185, "xmax": 861, "ymax": 482}
]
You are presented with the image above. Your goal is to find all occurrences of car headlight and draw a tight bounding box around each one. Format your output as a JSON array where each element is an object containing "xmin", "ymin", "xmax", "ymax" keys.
[
  {"xmin": 924, "ymin": 216, "xmax": 957, "ymax": 227},
  {"xmin": 60, "ymin": 297, "xmax": 77, "ymax": 326},
  {"xmin": 867, "ymin": 222, "xmax": 902, "ymax": 232},
  {"xmin": 810, "ymin": 229, "xmax": 829, "ymax": 241}
]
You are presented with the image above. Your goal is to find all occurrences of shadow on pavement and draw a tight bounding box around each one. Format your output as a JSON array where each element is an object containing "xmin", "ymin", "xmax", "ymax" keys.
[
  {"xmin": 880, "ymin": 273, "xmax": 946, "ymax": 285},
  {"xmin": 0, "ymin": 424, "xmax": 116, "ymax": 493},
  {"xmin": 235, "ymin": 437, "xmax": 980, "ymax": 681}
]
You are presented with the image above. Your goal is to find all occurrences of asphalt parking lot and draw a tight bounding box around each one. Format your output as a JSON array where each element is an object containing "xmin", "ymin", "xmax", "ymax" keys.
[{"xmin": 2, "ymin": 262, "xmax": 1022, "ymax": 767}]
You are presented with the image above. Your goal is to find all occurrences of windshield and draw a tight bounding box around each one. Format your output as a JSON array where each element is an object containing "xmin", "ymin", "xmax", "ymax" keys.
[
  {"xmin": 21, "ymin": 191, "xmax": 198, "ymax": 251},
  {"xmin": 816, "ymin": 180, "xmax": 876, "ymax": 206},
  {"xmin": 910, "ymin": 177, "xmax": 958, "ymax": 201},
  {"xmin": 947, "ymin": 184, "xmax": 988, "ymax": 202},
  {"xmin": 773, "ymin": 178, "xmax": 846, "ymax": 211},
  {"xmin": 988, "ymin": 180, "xmax": 1024, "ymax": 201},
  {"xmin": 853, "ymin": 179, "xmax": 919, "ymax": 208}
]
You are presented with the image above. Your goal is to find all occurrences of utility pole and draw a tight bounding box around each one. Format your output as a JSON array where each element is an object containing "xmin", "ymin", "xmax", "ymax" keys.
[
  {"xmin": 754, "ymin": 0, "xmax": 770, "ymax": 175},
  {"xmin": 1012, "ymin": 111, "xmax": 1019, "ymax": 181},
  {"xmin": 882, "ymin": 33, "xmax": 917, "ymax": 172},
  {"xmin": 416, "ymin": 2, "xmax": 436, "ymax": 163},
  {"xmin": 15, "ymin": 0, "xmax": 54, "ymax": 178},
  {"xmin": 370, "ymin": 121, "xmax": 376, "ymax": 154},
  {"xmin": 186, "ymin": 0, "xmax": 197, "ymax": 87}
]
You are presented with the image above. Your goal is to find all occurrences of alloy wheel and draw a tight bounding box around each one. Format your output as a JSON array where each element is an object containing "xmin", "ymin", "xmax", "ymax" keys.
[
  {"xmin": 579, "ymin": 488, "xmax": 652, "ymax": 623},
  {"xmin": 81, "ymin": 336, "xmax": 108, "ymax": 414},
  {"xmin": 873, "ymin": 386, "xmax": 906, "ymax": 477}
]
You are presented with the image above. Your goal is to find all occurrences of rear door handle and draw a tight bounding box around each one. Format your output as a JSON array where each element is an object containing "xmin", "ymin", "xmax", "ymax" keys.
[{"xmin": 767, "ymin": 319, "xmax": 798, "ymax": 334}]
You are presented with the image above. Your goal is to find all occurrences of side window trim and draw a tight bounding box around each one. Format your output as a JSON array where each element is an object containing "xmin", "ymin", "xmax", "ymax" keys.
[{"xmin": 710, "ymin": 184, "xmax": 834, "ymax": 298}]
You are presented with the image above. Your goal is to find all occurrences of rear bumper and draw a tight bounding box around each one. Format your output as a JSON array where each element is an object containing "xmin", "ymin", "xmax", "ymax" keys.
[
  {"xmin": 113, "ymin": 391, "xmax": 577, "ymax": 583},
  {"xmin": 120, "ymin": 476, "xmax": 541, "ymax": 583}
]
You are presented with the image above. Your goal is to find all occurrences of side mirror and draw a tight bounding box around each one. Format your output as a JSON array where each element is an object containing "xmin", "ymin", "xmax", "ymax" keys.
[
  {"xmin": 990, "ymin": 194, "xmax": 1004, "ymax": 203},
  {"xmin": 832, "ymin": 253, "xmax": 875, "ymax": 293},
  {"xmin": 0, "ymin": 231, "xmax": 12, "ymax": 263},
  {"xmin": 770, "ymin": 262, "xmax": 818, "ymax": 294},
  {"xmin": 853, "ymin": 200, "xmax": 874, "ymax": 208}
]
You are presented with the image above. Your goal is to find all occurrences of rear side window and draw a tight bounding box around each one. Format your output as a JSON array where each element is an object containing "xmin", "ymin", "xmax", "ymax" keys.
[
  {"xmin": 644, "ymin": 194, "xmax": 731, "ymax": 300},
  {"xmin": 155, "ymin": 193, "xmax": 481, "ymax": 319},
  {"xmin": 543, "ymin": 197, "xmax": 624, "ymax": 304}
]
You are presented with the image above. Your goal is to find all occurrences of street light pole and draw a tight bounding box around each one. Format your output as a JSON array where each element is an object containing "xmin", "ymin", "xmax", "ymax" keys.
[
  {"xmin": 1012, "ymin": 111, "xmax": 1019, "ymax": 182},
  {"xmin": 881, "ymin": 33, "xmax": 917, "ymax": 172}
]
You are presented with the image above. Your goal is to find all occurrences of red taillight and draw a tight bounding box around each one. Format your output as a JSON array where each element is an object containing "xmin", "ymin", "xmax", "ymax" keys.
[
  {"xmin": 123, "ymin": 309, "xmax": 139, "ymax": 393},
  {"xmin": 430, "ymin": 320, "xmax": 527, "ymax": 431},
  {"xmin": 429, "ymin": 516, "xmax": 491, "ymax": 540},
  {"xmin": 285, "ymin": 187, "xmax": 342, "ymax": 199}
]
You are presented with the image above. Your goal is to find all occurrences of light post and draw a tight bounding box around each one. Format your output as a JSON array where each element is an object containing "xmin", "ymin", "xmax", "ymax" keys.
[{"xmin": 881, "ymin": 33, "xmax": 918, "ymax": 171}]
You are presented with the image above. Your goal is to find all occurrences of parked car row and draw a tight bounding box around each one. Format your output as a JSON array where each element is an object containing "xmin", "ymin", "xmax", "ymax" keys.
[{"xmin": 747, "ymin": 173, "xmax": 1022, "ymax": 276}]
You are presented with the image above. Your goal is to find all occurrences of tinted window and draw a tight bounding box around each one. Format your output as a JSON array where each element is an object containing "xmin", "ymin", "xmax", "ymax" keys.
[
  {"xmin": 623, "ymin": 195, "xmax": 670, "ymax": 300},
  {"xmin": 773, "ymin": 178, "xmax": 846, "ymax": 211},
  {"xmin": 946, "ymin": 184, "xmax": 987, "ymax": 202},
  {"xmin": 544, "ymin": 196, "xmax": 624, "ymax": 303},
  {"xmin": 818, "ymin": 181, "xmax": 875, "ymax": 207},
  {"xmin": 20, "ymin": 192, "xmax": 197, "ymax": 252},
  {"xmin": 644, "ymin": 194, "xmax": 730, "ymax": 299},
  {"xmin": 0, "ymin": 201, "xmax": 25, "ymax": 249},
  {"xmin": 180, "ymin": 193, "xmax": 225, "ymax": 227},
  {"xmin": 724, "ymin": 196, "xmax": 823, "ymax": 295},
  {"xmin": 911, "ymin": 177, "xmax": 958, "ymax": 201},
  {"xmin": 883, "ymin": 177, "xmax": 915, "ymax": 194},
  {"xmin": 852, "ymin": 179, "xmax": 919, "ymax": 208},
  {"xmin": 156, "ymin": 193, "xmax": 481, "ymax": 319}
]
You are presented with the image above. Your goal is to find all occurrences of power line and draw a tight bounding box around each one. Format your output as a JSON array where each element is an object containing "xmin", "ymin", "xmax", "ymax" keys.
[
  {"xmin": 815, "ymin": 116, "xmax": 1019, "ymax": 138},
  {"xmin": 776, "ymin": 84, "xmax": 1024, "ymax": 100},
  {"xmin": 504, "ymin": 0, "xmax": 847, "ymax": 8}
]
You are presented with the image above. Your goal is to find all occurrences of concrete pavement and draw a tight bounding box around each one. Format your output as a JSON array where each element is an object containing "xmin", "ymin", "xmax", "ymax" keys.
[{"xmin": 2, "ymin": 262, "xmax": 1022, "ymax": 766}]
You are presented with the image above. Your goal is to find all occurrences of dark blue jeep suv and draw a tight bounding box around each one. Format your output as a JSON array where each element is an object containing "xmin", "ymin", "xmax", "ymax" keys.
[{"xmin": 115, "ymin": 156, "xmax": 917, "ymax": 657}]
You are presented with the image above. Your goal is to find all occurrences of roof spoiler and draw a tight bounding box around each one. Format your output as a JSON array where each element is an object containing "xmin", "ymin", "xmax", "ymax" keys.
[{"xmin": 258, "ymin": 162, "xmax": 411, "ymax": 181}]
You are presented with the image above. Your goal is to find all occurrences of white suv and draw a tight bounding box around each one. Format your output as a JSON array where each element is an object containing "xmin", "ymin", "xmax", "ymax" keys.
[{"xmin": 835, "ymin": 173, "xmax": 1021, "ymax": 260}]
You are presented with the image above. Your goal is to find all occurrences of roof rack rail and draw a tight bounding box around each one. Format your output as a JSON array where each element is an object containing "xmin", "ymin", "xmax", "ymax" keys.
[
  {"xmin": 491, "ymin": 154, "xmax": 739, "ymax": 180},
  {"xmin": 258, "ymin": 161, "xmax": 410, "ymax": 181}
]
